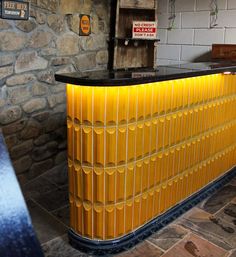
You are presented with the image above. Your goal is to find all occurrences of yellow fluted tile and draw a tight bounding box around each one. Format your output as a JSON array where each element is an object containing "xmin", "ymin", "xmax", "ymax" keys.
[
  {"xmin": 67, "ymin": 84, "xmax": 74, "ymax": 118},
  {"xmin": 82, "ymin": 127, "xmax": 92, "ymax": 165},
  {"xmin": 152, "ymin": 83, "xmax": 159, "ymax": 116},
  {"xmin": 125, "ymin": 200, "xmax": 133, "ymax": 233},
  {"xmin": 158, "ymin": 82, "xmax": 165, "ymax": 114},
  {"xmin": 133, "ymin": 196, "xmax": 141, "ymax": 229},
  {"xmin": 149, "ymin": 156, "xmax": 156, "ymax": 189},
  {"xmin": 140, "ymin": 192, "xmax": 147, "ymax": 225},
  {"xmin": 105, "ymin": 205, "xmax": 115, "ymax": 239},
  {"xmin": 82, "ymin": 167, "xmax": 92, "ymax": 202},
  {"xmin": 94, "ymin": 127, "xmax": 105, "ymax": 166},
  {"xmin": 142, "ymin": 158, "xmax": 149, "ymax": 192},
  {"xmin": 153, "ymin": 186, "xmax": 161, "ymax": 217},
  {"xmin": 105, "ymin": 168, "xmax": 116, "ymax": 204},
  {"xmin": 106, "ymin": 87, "xmax": 118, "ymax": 125},
  {"xmin": 117, "ymin": 167, "xmax": 125, "ymax": 202},
  {"xmin": 145, "ymin": 84, "xmax": 152, "ymax": 118},
  {"xmin": 151, "ymin": 119, "xmax": 158, "ymax": 153},
  {"xmin": 67, "ymin": 121, "xmax": 73, "ymax": 159},
  {"xmin": 75, "ymin": 199, "xmax": 83, "ymax": 235},
  {"xmin": 81, "ymin": 87, "xmax": 93, "ymax": 125},
  {"xmin": 136, "ymin": 123, "xmax": 144, "ymax": 158},
  {"xmin": 164, "ymin": 115, "xmax": 171, "ymax": 148},
  {"xmin": 116, "ymin": 203, "xmax": 125, "ymax": 237},
  {"xmin": 126, "ymin": 164, "xmax": 134, "ymax": 200},
  {"xmin": 75, "ymin": 164, "xmax": 82, "ymax": 199},
  {"xmin": 68, "ymin": 161, "xmax": 75, "ymax": 195},
  {"xmin": 135, "ymin": 161, "xmax": 142, "ymax": 196},
  {"xmin": 147, "ymin": 189, "xmax": 154, "ymax": 221},
  {"xmin": 74, "ymin": 125, "xmax": 81, "ymax": 163},
  {"xmin": 128, "ymin": 124, "xmax": 136, "ymax": 162},
  {"xmin": 74, "ymin": 86, "xmax": 81, "ymax": 123},
  {"xmin": 106, "ymin": 127, "xmax": 116, "ymax": 165},
  {"xmin": 160, "ymin": 183, "xmax": 167, "ymax": 214},
  {"xmin": 83, "ymin": 202, "xmax": 93, "ymax": 238},
  {"xmin": 128, "ymin": 86, "xmax": 138, "ymax": 122},
  {"xmin": 94, "ymin": 204, "xmax": 104, "ymax": 239},
  {"xmin": 156, "ymin": 153, "xmax": 163, "ymax": 184},
  {"xmin": 165, "ymin": 81, "xmax": 172, "ymax": 112},
  {"xmin": 157, "ymin": 117, "xmax": 164, "ymax": 151},
  {"xmin": 93, "ymin": 87, "xmax": 105, "ymax": 125},
  {"xmin": 93, "ymin": 168, "xmax": 104, "ymax": 204},
  {"xmin": 117, "ymin": 126, "xmax": 127, "ymax": 164},
  {"xmin": 137, "ymin": 85, "xmax": 145, "ymax": 120},
  {"xmin": 118, "ymin": 87, "xmax": 128, "ymax": 123},
  {"xmin": 69, "ymin": 195, "xmax": 75, "ymax": 230},
  {"xmin": 144, "ymin": 121, "xmax": 151, "ymax": 156}
]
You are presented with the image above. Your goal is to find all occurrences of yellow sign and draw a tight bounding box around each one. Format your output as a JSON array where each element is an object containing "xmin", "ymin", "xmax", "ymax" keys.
[{"xmin": 80, "ymin": 15, "xmax": 91, "ymax": 36}]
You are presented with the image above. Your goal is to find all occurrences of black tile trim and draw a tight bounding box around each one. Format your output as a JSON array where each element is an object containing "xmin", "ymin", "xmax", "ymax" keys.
[{"xmin": 68, "ymin": 167, "xmax": 236, "ymax": 255}]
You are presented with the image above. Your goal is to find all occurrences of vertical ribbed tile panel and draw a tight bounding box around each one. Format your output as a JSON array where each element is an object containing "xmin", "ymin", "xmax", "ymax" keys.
[{"xmin": 67, "ymin": 74, "xmax": 236, "ymax": 240}]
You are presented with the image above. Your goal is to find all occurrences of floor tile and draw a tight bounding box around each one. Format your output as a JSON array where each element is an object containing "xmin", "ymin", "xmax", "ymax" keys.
[
  {"xmin": 228, "ymin": 250, "xmax": 236, "ymax": 257},
  {"xmin": 117, "ymin": 240, "xmax": 163, "ymax": 257},
  {"xmin": 42, "ymin": 163, "xmax": 68, "ymax": 187},
  {"xmin": 177, "ymin": 207, "xmax": 236, "ymax": 250},
  {"xmin": 215, "ymin": 203, "xmax": 236, "ymax": 226},
  {"xmin": 162, "ymin": 233, "xmax": 228, "ymax": 257},
  {"xmin": 148, "ymin": 224, "xmax": 189, "ymax": 251},
  {"xmin": 22, "ymin": 177, "xmax": 58, "ymax": 199},
  {"xmin": 52, "ymin": 205, "xmax": 70, "ymax": 227},
  {"xmin": 42, "ymin": 234, "xmax": 89, "ymax": 257},
  {"xmin": 32, "ymin": 185, "xmax": 69, "ymax": 212},
  {"xmin": 198, "ymin": 185, "xmax": 236, "ymax": 214},
  {"xmin": 27, "ymin": 200, "xmax": 67, "ymax": 244}
]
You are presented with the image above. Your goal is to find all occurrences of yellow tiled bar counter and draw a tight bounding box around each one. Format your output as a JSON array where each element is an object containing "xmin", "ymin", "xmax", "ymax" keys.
[{"xmin": 55, "ymin": 63, "xmax": 236, "ymax": 254}]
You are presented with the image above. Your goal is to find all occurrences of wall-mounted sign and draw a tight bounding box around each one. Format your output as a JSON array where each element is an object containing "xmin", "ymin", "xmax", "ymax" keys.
[
  {"xmin": 132, "ymin": 21, "xmax": 157, "ymax": 39},
  {"xmin": 0, "ymin": 0, "xmax": 29, "ymax": 20},
  {"xmin": 79, "ymin": 14, "xmax": 91, "ymax": 36}
]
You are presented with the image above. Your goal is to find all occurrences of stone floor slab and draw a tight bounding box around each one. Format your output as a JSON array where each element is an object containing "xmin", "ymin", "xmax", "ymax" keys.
[
  {"xmin": 177, "ymin": 207, "xmax": 236, "ymax": 250},
  {"xmin": 162, "ymin": 233, "xmax": 227, "ymax": 257},
  {"xmin": 32, "ymin": 185, "xmax": 69, "ymax": 212},
  {"xmin": 27, "ymin": 200, "xmax": 67, "ymax": 244},
  {"xmin": 52, "ymin": 205, "xmax": 70, "ymax": 227},
  {"xmin": 198, "ymin": 185, "xmax": 236, "ymax": 214},
  {"xmin": 148, "ymin": 224, "xmax": 189, "ymax": 251},
  {"xmin": 42, "ymin": 234, "xmax": 89, "ymax": 257},
  {"xmin": 215, "ymin": 203, "xmax": 236, "ymax": 226},
  {"xmin": 117, "ymin": 241, "xmax": 163, "ymax": 257},
  {"xmin": 23, "ymin": 176, "xmax": 58, "ymax": 199}
]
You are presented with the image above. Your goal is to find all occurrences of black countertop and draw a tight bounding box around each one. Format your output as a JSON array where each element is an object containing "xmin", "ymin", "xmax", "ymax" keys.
[{"xmin": 55, "ymin": 62, "xmax": 236, "ymax": 86}]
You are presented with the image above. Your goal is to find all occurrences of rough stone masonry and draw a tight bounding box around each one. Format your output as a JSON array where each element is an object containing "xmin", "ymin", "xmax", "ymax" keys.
[{"xmin": 0, "ymin": 0, "xmax": 110, "ymax": 184}]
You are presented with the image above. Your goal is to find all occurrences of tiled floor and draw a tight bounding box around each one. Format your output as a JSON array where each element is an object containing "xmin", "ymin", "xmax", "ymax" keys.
[{"xmin": 21, "ymin": 165, "xmax": 236, "ymax": 257}]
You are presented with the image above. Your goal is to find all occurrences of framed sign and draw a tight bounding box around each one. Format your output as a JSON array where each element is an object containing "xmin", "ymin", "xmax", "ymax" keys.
[
  {"xmin": 0, "ymin": 0, "xmax": 29, "ymax": 20},
  {"xmin": 132, "ymin": 21, "xmax": 157, "ymax": 39},
  {"xmin": 79, "ymin": 14, "xmax": 91, "ymax": 36}
]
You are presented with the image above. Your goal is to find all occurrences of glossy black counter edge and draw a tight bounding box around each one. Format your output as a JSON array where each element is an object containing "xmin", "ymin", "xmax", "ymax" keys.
[
  {"xmin": 68, "ymin": 166, "xmax": 236, "ymax": 255},
  {"xmin": 55, "ymin": 65, "xmax": 236, "ymax": 86}
]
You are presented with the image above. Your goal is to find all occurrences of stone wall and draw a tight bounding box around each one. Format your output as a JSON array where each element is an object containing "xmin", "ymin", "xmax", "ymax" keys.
[{"xmin": 0, "ymin": 0, "xmax": 110, "ymax": 184}]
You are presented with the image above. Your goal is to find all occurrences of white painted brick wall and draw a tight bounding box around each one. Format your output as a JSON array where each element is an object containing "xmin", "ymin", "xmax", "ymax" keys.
[
  {"xmin": 182, "ymin": 11, "xmax": 210, "ymax": 28},
  {"xmin": 228, "ymin": 0, "xmax": 236, "ymax": 9},
  {"xmin": 157, "ymin": 0, "xmax": 236, "ymax": 63},
  {"xmin": 175, "ymin": 0, "xmax": 195, "ymax": 12},
  {"xmin": 194, "ymin": 29, "xmax": 225, "ymax": 45},
  {"xmin": 167, "ymin": 29, "xmax": 194, "ymax": 44},
  {"xmin": 225, "ymin": 28, "xmax": 236, "ymax": 43},
  {"xmin": 181, "ymin": 45, "xmax": 211, "ymax": 61},
  {"xmin": 196, "ymin": 0, "xmax": 227, "ymax": 11},
  {"xmin": 157, "ymin": 45, "xmax": 181, "ymax": 60}
]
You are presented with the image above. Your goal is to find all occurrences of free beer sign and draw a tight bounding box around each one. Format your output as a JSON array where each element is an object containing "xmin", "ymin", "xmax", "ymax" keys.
[{"xmin": 132, "ymin": 21, "xmax": 157, "ymax": 39}]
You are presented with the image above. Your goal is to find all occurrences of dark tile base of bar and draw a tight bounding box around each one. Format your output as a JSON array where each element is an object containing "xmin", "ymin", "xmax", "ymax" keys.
[{"xmin": 68, "ymin": 167, "xmax": 236, "ymax": 255}]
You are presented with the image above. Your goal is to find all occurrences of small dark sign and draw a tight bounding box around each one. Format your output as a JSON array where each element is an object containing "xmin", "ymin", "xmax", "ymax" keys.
[
  {"xmin": 0, "ymin": 0, "xmax": 29, "ymax": 20},
  {"xmin": 79, "ymin": 14, "xmax": 91, "ymax": 36}
]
